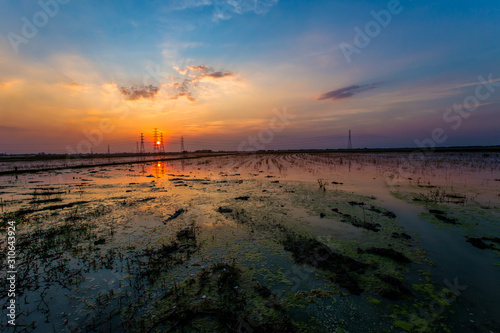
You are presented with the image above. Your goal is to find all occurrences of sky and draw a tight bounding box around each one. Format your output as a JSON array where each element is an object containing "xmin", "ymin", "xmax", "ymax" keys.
[{"xmin": 0, "ymin": 0, "xmax": 499, "ymax": 153}]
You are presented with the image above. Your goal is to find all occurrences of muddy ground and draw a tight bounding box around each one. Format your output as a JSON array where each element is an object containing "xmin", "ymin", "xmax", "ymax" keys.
[{"xmin": 0, "ymin": 152, "xmax": 499, "ymax": 332}]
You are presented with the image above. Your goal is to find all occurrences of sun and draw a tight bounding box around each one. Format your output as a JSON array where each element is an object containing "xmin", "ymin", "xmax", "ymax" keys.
[{"xmin": 156, "ymin": 141, "xmax": 160, "ymax": 145}]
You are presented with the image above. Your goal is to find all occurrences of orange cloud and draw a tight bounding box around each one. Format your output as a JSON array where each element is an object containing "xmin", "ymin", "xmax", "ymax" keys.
[
  {"xmin": 165, "ymin": 64, "xmax": 236, "ymax": 102},
  {"xmin": 0, "ymin": 81, "xmax": 17, "ymax": 89}
]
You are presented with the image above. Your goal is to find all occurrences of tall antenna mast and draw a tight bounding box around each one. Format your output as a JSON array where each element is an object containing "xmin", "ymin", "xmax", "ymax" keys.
[
  {"xmin": 180, "ymin": 136, "xmax": 185, "ymax": 153},
  {"xmin": 347, "ymin": 130, "xmax": 353, "ymax": 150}
]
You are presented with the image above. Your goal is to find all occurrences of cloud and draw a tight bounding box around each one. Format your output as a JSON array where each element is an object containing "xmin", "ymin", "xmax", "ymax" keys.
[
  {"xmin": 0, "ymin": 125, "xmax": 21, "ymax": 132},
  {"xmin": 169, "ymin": 79, "xmax": 197, "ymax": 102},
  {"xmin": 173, "ymin": 66, "xmax": 188, "ymax": 75},
  {"xmin": 317, "ymin": 83, "xmax": 380, "ymax": 102},
  {"xmin": 119, "ymin": 84, "xmax": 160, "ymax": 101},
  {"xmin": 164, "ymin": 0, "xmax": 279, "ymax": 21},
  {"xmin": 0, "ymin": 81, "xmax": 18, "ymax": 89},
  {"xmin": 185, "ymin": 65, "xmax": 234, "ymax": 80},
  {"xmin": 187, "ymin": 65, "xmax": 208, "ymax": 72},
  {"xmin": 167, "ymin": 65, "xmax": 235, "ymax": 102},
  {"xmin": 443, "ymin": 77, "xmax": 500, "ymax": 90},
  {"xmin": 205, "ymin": 71, "xmax": 233, "ymax": 79},
  {"xmin": 212, "ymin": 0, "xmax": 279, "ymax": 21},
  {"xmin": 165, "ymin": 0, "xmax": 212, "ymax": 11}
]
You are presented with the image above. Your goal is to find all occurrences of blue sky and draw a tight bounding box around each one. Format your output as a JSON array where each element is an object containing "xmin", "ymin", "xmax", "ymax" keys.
[{"xmin": 1, "ymin": 0, "xmax": 499, "ymax": 153}]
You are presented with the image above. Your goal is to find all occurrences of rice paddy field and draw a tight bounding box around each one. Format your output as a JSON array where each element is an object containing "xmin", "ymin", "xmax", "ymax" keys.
[{"xmin": 0, "ymin": 151, "xmax": 499, "ymax": 332}]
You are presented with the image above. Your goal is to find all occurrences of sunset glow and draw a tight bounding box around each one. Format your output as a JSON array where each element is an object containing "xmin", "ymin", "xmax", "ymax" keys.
[
  {"xmin": 0, "ymin": 1, "xmax": 499, "ymax": 154},
  {"xmin": 1, "ymin": 2, "xmax": 499, "ymax": 331}
]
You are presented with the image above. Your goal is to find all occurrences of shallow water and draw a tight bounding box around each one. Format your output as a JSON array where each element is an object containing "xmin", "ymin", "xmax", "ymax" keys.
[{"xmin": 0, "ymin": 152, "xmax": 499, "ymax": 332}]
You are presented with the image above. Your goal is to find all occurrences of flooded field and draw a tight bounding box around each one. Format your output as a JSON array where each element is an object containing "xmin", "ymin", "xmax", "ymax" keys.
[
  {"xmin": 0, "ymin": 154, "xmax": 194, "ymax": 173},
  {"xmin": 0, "ymin": 152, "xmax": 499, "ymax": 332}
]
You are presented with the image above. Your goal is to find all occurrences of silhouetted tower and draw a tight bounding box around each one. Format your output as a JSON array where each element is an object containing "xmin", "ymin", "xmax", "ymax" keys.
[
  {"xmin": 153, "ymin": 128, "xmax": 159, "ymax": 153},
  {"xmin": 180, "ymin": 136, "xmax": 185, "ymax": 153},
  {"xmin": 107, "ymin": 144, "xmax": 110, "ymax": 154},
  {"xmin": 140, "ymin": 133, "xmax": 145, "ymax": 154},
  {"xmin": 347, "ymin": 130, "xmax": 353, "ymax": 150},
  {"xmin": 159, "ymin": 133, "xmax": 165, "ymax": 153}
]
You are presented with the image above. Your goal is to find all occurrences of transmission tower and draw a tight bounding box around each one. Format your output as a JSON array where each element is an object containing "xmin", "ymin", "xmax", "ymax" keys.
[
  {"xmin": 159, "ymin": 133, "xmax": 165, "ymax": 153},
  {"xmin": 153, "ymin": 128, "xmax": 159, "ymax": 153},
  {"xmin": 107, "ymin": 144, "xmax": 110, "ymax": 154},
  {"xmin": 180, "ymin": 136, "xmax": 185, "ymax": 153},
  {"xmin": 140, "ymin": 133, "xmax": 145, "ymax": 153},
  {"xmin": 347, "ymin": 130, "xmax": 353, "ymax": 150}
]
